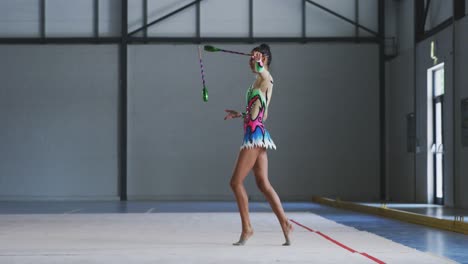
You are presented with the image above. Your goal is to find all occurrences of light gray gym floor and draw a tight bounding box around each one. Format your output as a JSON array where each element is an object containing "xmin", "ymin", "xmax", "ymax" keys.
[{"xmin": 0, "ymin": 201, "xmax": 466, "ymax": 263}]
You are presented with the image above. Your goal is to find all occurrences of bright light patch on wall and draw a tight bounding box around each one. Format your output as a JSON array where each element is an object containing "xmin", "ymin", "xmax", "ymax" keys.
[
  {"xmin": 426, "ymin": 63, "xmax": 445, "ymax": 204},
  {"xmin": 434, "ymin": 68, "xmax": 444, "ymax": 96},
  {"xmin": 435, "ymin": 102, "xmax": 443, "ymax": 199}
]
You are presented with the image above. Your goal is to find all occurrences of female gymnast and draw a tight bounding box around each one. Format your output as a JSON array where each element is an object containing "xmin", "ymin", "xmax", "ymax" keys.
[{"xmin": 224, "ymin": 44, "xmax": 293, "ymax": 246}]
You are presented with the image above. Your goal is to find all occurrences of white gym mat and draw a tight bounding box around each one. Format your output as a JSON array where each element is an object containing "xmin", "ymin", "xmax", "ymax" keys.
[{"xmin": 0, "ymin": 212, "xmax": 456, "ymax": 263}]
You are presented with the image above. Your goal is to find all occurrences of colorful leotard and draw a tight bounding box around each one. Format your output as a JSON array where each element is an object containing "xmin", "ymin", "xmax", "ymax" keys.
[{"xmin": 240, "ymin": 84, "xmax": 276, "ymax": 150}]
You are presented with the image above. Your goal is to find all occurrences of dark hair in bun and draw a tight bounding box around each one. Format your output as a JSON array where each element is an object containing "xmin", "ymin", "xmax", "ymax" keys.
[{"xmin": 253, "ymin": 43, "xmax": 272, "ymax": 66}]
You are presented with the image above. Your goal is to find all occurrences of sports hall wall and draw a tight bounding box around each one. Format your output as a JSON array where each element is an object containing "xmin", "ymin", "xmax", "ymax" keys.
[
  {"xmin": 127, "ymin": 44, "xmax": 379, "ymax": 201},
  {"xmin": 456, "ymin": 16, "xmax": 468, "ymax": 209},
  {"xmin": 386, "ymin": 0, "xmax": 468, "ymax": 209},
  {"xmin": 0, "ymin": 0, "xmax": 381, "ymax": 201},
  {"xmin": 385, "ymin": 0, "xmax": 416, "ymax": 203}
]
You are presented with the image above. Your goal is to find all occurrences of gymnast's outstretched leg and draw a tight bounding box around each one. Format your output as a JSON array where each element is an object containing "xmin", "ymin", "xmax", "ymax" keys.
[
  {"xmin": 230, "ymin": 147, "xmax": 262, "ymax": 246},
  {"xmin": 253, "ymin": 148, "xmax": 293, "ymax": 246}
]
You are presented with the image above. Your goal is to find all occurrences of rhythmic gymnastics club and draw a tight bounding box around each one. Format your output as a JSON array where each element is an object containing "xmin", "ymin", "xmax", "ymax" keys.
[
  {"xmin": 204, "ymin": 45, "xmax": 251, "ymax": 57},
  {"xmin": 198, "ymin": 46, "xmax": 208, "ymax": 102}
]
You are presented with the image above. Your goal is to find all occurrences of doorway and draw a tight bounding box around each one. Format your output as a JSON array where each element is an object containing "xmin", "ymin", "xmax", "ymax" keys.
[{"xmin": 427, "ymin": 63, "xmax": 444, "ymax": 205}]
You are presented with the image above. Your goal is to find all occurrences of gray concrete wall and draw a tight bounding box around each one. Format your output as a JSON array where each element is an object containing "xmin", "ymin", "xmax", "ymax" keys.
[
  {"xmin": 386, "ymin": 0, "xmax": 416, "ymax": 202},
  {"xmin": 0, "ymin": 1, "xmax": 382, "ymax": 201},
  {"xmin": 0, "ymin": 0, "xmax": 40, "ymax": 37},
  {"xmin": 129, "ymin": 0, "xmax": 379, "ymax": 38},
  {"xmin": 425, "ymin": 0, "xmax": 453, "ymax": 31},
  {"xmin": 397, "ymin": 0, "xmax": 416, "ymax": 52},
  {"xmin": 128, "ymin": 44, "xmax": 380, "ymax": 201},
  {"xmin": 0, "ymin": 44, "xmax": 379, "ymax": 200},
  {"xmin": 385, "ymin": 0, "xmax": 397, "ymax": 41},
  {"xmin": 0, "ymin": 43, "xmax": 380, "ymax": 201},
  {"xmin": 456, "ymin": 16, "xmax": 468, "ymax": 209},
  {"xmin": 0, "ymin": 0, "xmax": 120, "ymax": 37},
  {"xmin": 0, "ymin": 45, "xmax": 119, "ymax": 200},
  {"xmin": 387, "ymin": 51, "xmax": 415, "ymax": 202},
  {"xmin": 0, "ymin": 0, "xmax": 379, "ymax": 38}
]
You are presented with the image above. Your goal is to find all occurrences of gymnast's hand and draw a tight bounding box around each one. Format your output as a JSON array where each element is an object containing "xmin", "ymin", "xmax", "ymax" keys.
[
  {"xmin": 224, "ymin": 110, "xmax": 242, "ymax": 120},
  {"xmin": 251, "ymin": 51, "xmax": 263, "ymax": 62}
]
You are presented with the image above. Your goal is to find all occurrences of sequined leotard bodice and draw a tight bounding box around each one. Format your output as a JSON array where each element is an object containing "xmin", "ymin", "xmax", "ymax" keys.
[{"xmin": 241, "ymin": 84, "xmax": 276, "ymax": 150}]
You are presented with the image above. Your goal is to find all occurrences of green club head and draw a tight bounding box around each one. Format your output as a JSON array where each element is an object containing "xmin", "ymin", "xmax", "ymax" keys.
[
  {"xmin": 202, "ymin": 87, "xmax": 208, "ymax": 102},
  {"xmin": 204, "ymin": 45, "xmax": 220, "ymax": 52}
]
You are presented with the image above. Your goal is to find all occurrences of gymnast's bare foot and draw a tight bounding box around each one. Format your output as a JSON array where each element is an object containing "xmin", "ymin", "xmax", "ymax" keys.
[
  {"xmin": 233, "ymin": 229, "xmax": 254, "ymax": 246},
  {"xmin": 282, "ymin": 220, "xmax": 293, "ymax": 246}
]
